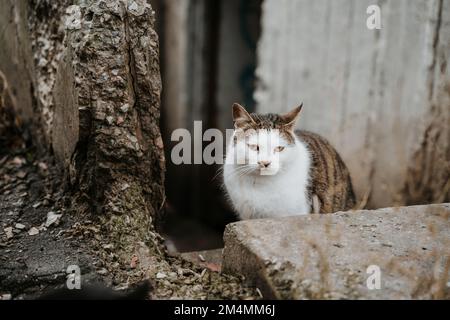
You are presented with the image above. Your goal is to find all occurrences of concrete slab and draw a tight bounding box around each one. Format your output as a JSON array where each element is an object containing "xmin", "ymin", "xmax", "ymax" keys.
[{"xmin": 223, "ymin": 204, "xmax": 450, "ymax": 299}]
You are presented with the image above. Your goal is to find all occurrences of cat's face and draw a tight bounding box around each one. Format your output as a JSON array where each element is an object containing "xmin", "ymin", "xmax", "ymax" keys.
[
  {"xmin": 233, "ymin": 128, "xmax": 295, "ymax": 175},
  {"xmin": 228, "ymin": 103, "xmax": 303, "ymax": 176}
]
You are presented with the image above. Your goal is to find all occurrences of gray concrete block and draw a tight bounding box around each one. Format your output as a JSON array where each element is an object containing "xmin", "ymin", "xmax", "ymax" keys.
[{"xmin": 223, "ymin": 204, "xmax": 450, "ymax": 299}]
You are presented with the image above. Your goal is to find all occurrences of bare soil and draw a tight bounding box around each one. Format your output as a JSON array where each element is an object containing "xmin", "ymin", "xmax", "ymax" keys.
[{"xmin": 0, "ymin": 137, "xmax": 259, "ymax": 300}]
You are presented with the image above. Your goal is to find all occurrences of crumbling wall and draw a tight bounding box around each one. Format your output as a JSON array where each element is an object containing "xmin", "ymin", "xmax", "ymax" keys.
[{"xmin": 255, "ymin": 0, "xmax": 449, "ymax": 208}]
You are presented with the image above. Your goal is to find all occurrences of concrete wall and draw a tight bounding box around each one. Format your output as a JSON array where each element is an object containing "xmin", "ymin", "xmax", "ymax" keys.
[
  {"xmin": 216, "ymin": 0, "xmax": 261, "ymax": 131},
  {"xmin": 0, "ymin": 0, "xmax": 39, "ymax": 140},
  {"xmin": 255, "ymin": 0, "xmax": 450, "ymax": 208}
]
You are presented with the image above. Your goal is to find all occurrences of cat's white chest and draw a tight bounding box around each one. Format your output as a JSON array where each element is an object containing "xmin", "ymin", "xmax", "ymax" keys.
[
  {"xmin": 231, "ymin": 176, "xmax": 310, "ymax": 219},
  {"xmin": 224, "ymin": 143, "xmax": 311, "ymax": 220}
]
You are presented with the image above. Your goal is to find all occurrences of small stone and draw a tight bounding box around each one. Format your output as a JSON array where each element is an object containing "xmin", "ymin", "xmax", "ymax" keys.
[
  {"xmin": 4, "ymin": 227, "xmax": 13, "ymax": 239},
  {"xmin": 28, "ymin": 227, "xmax": 39, "ymax": 236},
  {"xmin": 45, "ymin": 212, "xmax": 62, "ymax": 228},
  {"xmin": 38, "ymin": 162, "xmax": 48, "ymax": 171},
  {"xmin": 32, "ymin": 202, "xmax": 41, "ymax": 209},
  {"xmin": 15, "ymin": 223, "xmax": 26, "ymax": 230},
  {"xmin": 103, "ymin": 243, "xmax": 114, "ymax": 250},
  {"xmin": 120, "ymin": 104, "xmax": 130, "ymax": 113},
  {"xmin": 192, "ymin": 284, "xmax": 202, "ymax": 292},
  {"xmin": 130, "ymin": 255, "xmax": 139, "ymax": 269},
  {"xmin": 17, "ymin": 171, "xmax": 27, "ymax": 179},
  {"xmin": 106, "ymin": 116, "xmax": 114, "ymax": 125},
  {"xmin": 156, "ymin": 272, "xmax": 167, "ymax": 279},
  {"xmin": 0, "ymin": 293, "xmax": 12, "ymax": 300},
  {"xmin": 97, "ymin": 268, "xmax": 108, "ymax": 275},
  {"xmin": 12, "ymin": 157, "xmax": 25, "ymax": 166},
  {"xmin": 13, "ymin": 199, "xmax": 24, "ymax": 207}
]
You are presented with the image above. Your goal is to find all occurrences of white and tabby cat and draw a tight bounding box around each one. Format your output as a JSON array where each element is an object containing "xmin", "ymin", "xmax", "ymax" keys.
[{"xmin": 223, "ymin": 103, "xmax": 355, "ymax": 220}]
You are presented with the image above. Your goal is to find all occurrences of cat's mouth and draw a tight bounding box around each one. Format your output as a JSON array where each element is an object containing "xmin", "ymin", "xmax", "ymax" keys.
[
  {"xmin": 243, "ymin": 163, "xmax": 280, "ymax": 176},
  {"xmin": 259, "ymin": 167, "xmax": 280, "ymax": 176},
  {"xmin": 226, "ymin": 163, "xmax": 280, "ymax": 177}
]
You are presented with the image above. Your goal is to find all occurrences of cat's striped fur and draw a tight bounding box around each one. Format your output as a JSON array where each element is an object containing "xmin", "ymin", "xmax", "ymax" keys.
[{"xmin": 296, "ymin": 130, "xmax": 356, "ymax": 213}]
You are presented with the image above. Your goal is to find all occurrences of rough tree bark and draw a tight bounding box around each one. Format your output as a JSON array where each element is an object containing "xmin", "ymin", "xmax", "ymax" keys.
[
  {"xmin": 0, "ymin": 0, "xmax": 166, "ymax": 292},
  {"xmin": 2, "ymin": 0, "xmax": 165, "ymax": 215},
  {"xmin": 55, "ymin": 0, "xmax": 166, "ymax": 253}
]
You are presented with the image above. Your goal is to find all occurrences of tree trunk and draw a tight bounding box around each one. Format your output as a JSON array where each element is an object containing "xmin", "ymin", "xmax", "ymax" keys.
[
  {"xmin": 55, "ymin": 0, "xmax": 166, "ymax": 242},
  {"xmin": 1, "ymin": 0, "xmax": 166, "ymax": 292},
  {"xmin": 2, "ymin": 0, "xmax": 166, "ymax": 214}
]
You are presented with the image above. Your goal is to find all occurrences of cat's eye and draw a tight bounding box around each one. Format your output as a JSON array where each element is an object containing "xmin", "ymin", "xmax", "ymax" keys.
[
  {"xmin": 247, "ymin": 144, "xmax": 259, "ymax": 152},
  {"xmin": 274, "ymin": 146, "xmax": 285, "ymax": 152}
]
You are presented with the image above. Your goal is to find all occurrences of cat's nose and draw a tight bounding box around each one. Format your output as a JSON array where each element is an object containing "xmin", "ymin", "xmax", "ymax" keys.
[{"xmin": 258, "ymin": 160, "xmax": 271, "ymax": 168}]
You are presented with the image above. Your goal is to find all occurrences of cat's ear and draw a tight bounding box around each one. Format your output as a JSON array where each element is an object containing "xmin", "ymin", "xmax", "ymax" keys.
[
  {"xmin": 281, "ymin": 104, "xmax": 303, "ymax": 130},
  {"xmin": 232, "ymin": 103, "xmax": 255, "ymax": 129}
]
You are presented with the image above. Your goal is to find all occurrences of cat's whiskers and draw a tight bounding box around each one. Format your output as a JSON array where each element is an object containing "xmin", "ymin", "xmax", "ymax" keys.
[
  {"xmin": 223, "ymin": 164, "xmax": 255, "ymax": 180},
  {"xmin": 212, "ymin": 166, "xmax": 224, "ymax": 182},
  {"xmin": 236, "ymin": 166, "xmax": 256, "ymax": 179}
]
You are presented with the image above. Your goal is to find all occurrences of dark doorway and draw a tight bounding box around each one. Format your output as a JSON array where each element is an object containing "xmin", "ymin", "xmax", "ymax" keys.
[{"xmin": 153, "ymin": 0, "xmax": 262, "ymax": 252}]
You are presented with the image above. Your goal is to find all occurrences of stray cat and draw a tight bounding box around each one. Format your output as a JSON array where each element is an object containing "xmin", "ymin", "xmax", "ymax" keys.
[{"xmin": 223, "ymin": 103, "xmax": 356, "ymax": 220}]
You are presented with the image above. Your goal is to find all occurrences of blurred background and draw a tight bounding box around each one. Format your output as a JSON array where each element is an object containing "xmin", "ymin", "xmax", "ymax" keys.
[
  {"xmin": 150, "ymin": 0, "xmax": 449, "ymax": 252},
  {"xmin": 152, "ymin": 0, "xmax": 262, "ymax": 251}
]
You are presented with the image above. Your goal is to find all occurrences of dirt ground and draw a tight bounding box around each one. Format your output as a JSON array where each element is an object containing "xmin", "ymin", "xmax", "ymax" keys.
[
  {"xmin": 0, "ymin": 135, "xmax": 259, "ymax": 300},
  {"xmin": 0, "ymin": 140, "xmax": 95, "ymax": 298}
]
